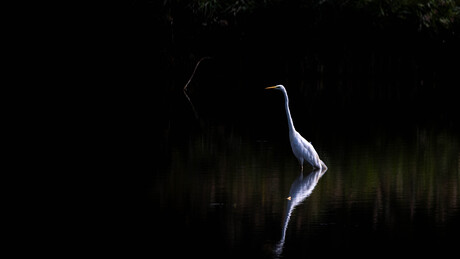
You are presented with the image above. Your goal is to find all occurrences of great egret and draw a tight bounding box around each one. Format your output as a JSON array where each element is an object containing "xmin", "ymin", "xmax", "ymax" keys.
[{"xmin": 265, "ymin": 85, "xmax": 327, "ymax": 172}]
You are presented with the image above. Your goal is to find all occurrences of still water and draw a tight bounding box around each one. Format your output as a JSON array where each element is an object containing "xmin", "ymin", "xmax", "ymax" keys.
[{"xmin": 154, "ymin": 120, "xmax": 458, "ymax": 258}]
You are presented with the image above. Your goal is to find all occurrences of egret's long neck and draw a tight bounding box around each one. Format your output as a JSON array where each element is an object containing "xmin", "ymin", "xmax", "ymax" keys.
[{"xmin": 282, "ymin": 88, "xmax": 296, "ymax": 135}]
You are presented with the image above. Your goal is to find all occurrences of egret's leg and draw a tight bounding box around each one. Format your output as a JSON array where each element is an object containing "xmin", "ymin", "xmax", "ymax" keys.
[{"xmin": 300, "ymin": 164, "xmax": 303, "ymax": 173}]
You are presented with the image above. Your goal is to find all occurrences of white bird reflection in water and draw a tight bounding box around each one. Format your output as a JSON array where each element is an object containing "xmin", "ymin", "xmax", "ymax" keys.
[{"xmin": 274, "ymin": 167, "xmax": 327, "ymax": 257}]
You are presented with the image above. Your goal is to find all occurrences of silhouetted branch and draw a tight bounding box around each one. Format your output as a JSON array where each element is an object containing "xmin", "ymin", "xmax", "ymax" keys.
[{"xmin": 183, "ymin": 57, "xmax": 212, "ymax": 119}]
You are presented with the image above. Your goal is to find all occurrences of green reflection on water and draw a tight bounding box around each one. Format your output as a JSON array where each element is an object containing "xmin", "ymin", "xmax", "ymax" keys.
[{"xmin": 158, "ymin": 124, "xmax": 459, "ymax": 256}]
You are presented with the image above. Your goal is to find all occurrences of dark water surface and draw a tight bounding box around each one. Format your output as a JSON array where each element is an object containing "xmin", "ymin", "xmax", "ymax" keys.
[
  {"xmin": 152, "ymin": 119, "xmax": 459, "ymax": 258},
  {"xmin": 109, "ymin": 4, "xmax": 460, "ymax": 257}
]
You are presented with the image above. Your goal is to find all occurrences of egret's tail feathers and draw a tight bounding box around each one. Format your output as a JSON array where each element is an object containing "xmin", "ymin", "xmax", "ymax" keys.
[{"xmin": 320, "ymin": 160, "xmax": 328, "ymax": 171}]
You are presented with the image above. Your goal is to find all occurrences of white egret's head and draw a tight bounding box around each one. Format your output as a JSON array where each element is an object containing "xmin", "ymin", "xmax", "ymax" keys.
[{"xmin": 265, "ymin": 84, "xmax": 285, "ymax": 91}]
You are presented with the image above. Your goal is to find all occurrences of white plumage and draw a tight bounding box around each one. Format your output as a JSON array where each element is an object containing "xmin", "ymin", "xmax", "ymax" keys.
[{"xmin": 265, "ymin": 85, "xmax": 327, "ymax": 172}]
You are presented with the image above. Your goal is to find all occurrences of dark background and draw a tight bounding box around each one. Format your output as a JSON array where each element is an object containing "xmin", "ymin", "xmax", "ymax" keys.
[
  {"xmin": 96, "ymin": 0, "xmax": 460, "ymax": 256},
  {"xmin": 115, "ymin": 0, "xmax": 459, "ymax": 128}
]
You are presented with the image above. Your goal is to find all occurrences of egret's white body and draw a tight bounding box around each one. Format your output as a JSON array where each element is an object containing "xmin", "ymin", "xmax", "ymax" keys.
[{"xmin": 265, "ymin": 85, "xmax": 327, "ymax": 172}]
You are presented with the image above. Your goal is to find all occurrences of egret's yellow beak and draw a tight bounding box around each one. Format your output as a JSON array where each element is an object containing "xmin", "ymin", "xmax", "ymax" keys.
[{"xmin": 265, "ymin": 86, "xmax": 278, "ymax": 90}]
